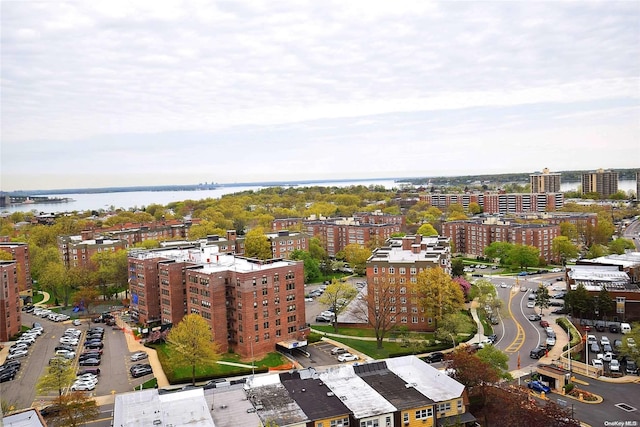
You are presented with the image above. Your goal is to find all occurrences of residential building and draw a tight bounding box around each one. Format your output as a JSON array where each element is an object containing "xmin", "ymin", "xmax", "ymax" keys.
[
  {"xmin": 530, "ymin": 168, "xmax": 561, "ymax": 193},
  {"xmin": 0, "ymin": 260, "xmax": 21, "ymax": 341},
  {"xmin": 305, "ymin": 216, "xmax": 403, "ymax": 257},
  {"xmin": 266, "ymin": 230, "xmax": 309, "ymax": 259},
  {"xmin": 366, "ymin": 235, "xmax": 451, "ymax": 332},
  {"xmin": 510, "ymin": 212, "xmax": 598, "ymax": 230},
  {"xmin": 58, "ymin": 235, "xmax": 127, "ymax": 268},
  {"xmin": 2, "ymin": 408, "xmax": 46, "ymax": 427},
  {"xmin": 581, "ymin": 169, "xmax": 619, "ymax": 198},
  {"xmin": 442, "ymin": 218, "xmax": 559, "ymax": 263},
  {"xmin": 420, "ymin": 192, "xmax": 563, "ymax": 214},
  {"xmin": 0, "ymin": 241, "xmax": 32, "ymax": 292},
  {"xmin": 94, "ymin": 218, "xmax": 197, "ymax": 246},
  {"xmin": 128, "ymin": 244, "xmax": 308, "ymax": 358}
]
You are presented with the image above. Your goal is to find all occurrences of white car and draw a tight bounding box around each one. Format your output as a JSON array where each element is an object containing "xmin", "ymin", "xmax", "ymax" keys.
[
  {"xmin": 609, "ymin": 359, "xmax": 620, "ymax": 372},
  {"xmin": 77, "ymin": 373, "xmax": 98, "ymax": 381},
  {"xmin": 70, "ymin": 381, "xmax": 96, "ymax": 391},
  {"xmin": 500, "ymin": 283, "xmax": 507, "ymax": 288},
  {"xmin": 587, "ymin": 335, "xmax": 597, "ymax": 345},
  {"xmin": 55, "ymin": 350, "xmax": 76, "ymax": 359},
  {"xmin": 546, "ymin": 337, "xmax": 556, "ymax": 347},
  {"xmin": 130, "ymin": 351, "xmax": 149, "ymax": 361},
  {"xmin": 600, "ymin": 336, "xmax": 610, "ymax": 347},
  {"xmin": 7, "ymin": 349, "xmax": 28, "ymax": 359},
  {"xmin": 598, "ymin": 352, "xmax": 614, "ymax": 362},
  {"xmin": 527, "ymin": 301, "xmax": 535, "ymax": 309},
  {"xmin": 550, "ymin": 268, "xmax": 562, "ymax": 273},
  {"xmin": 592, "ymin": 359, "xmax": 604, "ymax": 368},
  {"xmin": 59, "ymin": 337, "xmax": 79, "ymax": 346},
  {"xmin": 337, "ymin": 353, "xmax": 359, "ymax": 362},
  {"xmin": 73, "ymin": 319, "xmax": 82, "ymax": 326}
]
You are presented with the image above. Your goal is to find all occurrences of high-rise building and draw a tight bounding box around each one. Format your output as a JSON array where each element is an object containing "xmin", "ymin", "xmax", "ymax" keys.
[
  {"xmin": 530, "ymin": 168, "xmax": 561, "ymax": 193},
  {"xmin": 581, "ymin": 169, "xmax": 619, "ymax": 198},
  {"xmin": 128, "ymin": 245, "xmax": 308, "ymax": 359}
]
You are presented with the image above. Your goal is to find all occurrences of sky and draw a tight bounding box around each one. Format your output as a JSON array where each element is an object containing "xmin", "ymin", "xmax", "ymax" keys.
[{"xmin": 1, "ymin": 0, "xmax": 639, "ymax": 191}]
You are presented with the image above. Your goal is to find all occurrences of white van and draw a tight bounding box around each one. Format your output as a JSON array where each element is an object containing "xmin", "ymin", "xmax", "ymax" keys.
[{"xmin": 620, "ymin": 323, "xmax": 632, "ymax": 334}]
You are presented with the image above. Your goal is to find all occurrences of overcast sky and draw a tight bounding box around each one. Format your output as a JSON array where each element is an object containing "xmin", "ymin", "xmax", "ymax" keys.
[{"xmin": 2, "ymin": 1, "xmax": 639, "ymax": 191}]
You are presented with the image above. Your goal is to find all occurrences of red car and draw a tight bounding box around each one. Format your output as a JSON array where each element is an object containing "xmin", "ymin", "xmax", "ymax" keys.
[{"xmin": 539, "ymin": 320, "xmax": 549, "ymax": 328}]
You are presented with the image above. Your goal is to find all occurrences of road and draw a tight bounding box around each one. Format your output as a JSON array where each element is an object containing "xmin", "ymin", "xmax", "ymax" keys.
[{"xmin": 623, "ymin": 218, "xmax": 640, "ymax": 250}]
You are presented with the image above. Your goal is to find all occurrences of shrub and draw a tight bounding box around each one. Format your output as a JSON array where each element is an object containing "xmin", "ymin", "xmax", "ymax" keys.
[{"xmin": 563, "ymin": 383, "xmax": 574, "ymax": 393}]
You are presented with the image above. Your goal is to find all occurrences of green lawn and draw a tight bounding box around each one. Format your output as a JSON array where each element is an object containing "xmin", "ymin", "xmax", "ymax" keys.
[
  {"xmin": 32, "ymin": 292, "xmax": 44, "ymax": 304},
  {"xmin": 149, "ymin": 343, "xmax": 289, "ymax": 384}
]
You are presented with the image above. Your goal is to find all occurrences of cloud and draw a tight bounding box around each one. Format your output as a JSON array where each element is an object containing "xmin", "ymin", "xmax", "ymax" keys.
[{"xmin": 1, "ymin": 1, "xmax": 639, "ymax": 190}]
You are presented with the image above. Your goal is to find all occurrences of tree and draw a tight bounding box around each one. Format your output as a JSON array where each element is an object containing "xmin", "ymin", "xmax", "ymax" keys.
[
  {"xmin": 468, "ymin": 202, "xmax": 482, "ymax": 215},
  {"xmin": 353, "ymin": 276, "xmax": 404, "ymax": 349},
  {"xmin": 453, "ymin": 276, "xmax": 471, "ymax": 300},
  {"xmin": 451, "ymin": 258, "xmax": 465, "ymax": 277},
  {"xmin": 534, "ymin": 284, "xmax": 551, "ymax": 315},
  {"xmin": 476, "ymin": 345, "xmax": 512, "ymax": 380},
  {"xmin": 318, "ymin": 280, "xmax": 358, "ymax": 332},
  {"xmin": 290, "ymin": 250, "xmax": 321, "ymax": 283},
  {"xmin": 416, "ymin": 267, "xmax": 465, "ymax": 328},
  {"xmin": 594, "ymin": 288, "xmax": 615, "ymax": 320},
  {"xmin": 564, "ymin": 284, "xmax": 593, "ymax": 319},
  {"xmin": 559, "ymin": 222, "xmax": 578, "ymax": 241},
  {"xmin": 506, "ymin": 244, "xmax": 539, "ymax": 271},
  {"xmin": 416, "ymin": 223, "xmax": 438, "ymax": 236},
  {"xmin": 484, "ymin": 242, "xmax": 514, "ymax": 265},
  {"xmin": 445, "ymin": 347, "xmax": 500, "ymax": 404},
  {"xmin": 37, "ymin": 358, "xmax": 76, "ymax": 397},
  {"xmin": 617, "ymin": 322, "xmax": 640, "ymax": 365},
  {"xmin": 342, "ymin": 243, "xmax": 371, "ymax": 275},
  {"xmin": 435, "ymin": 312, "xmax": 468, "ymax": 348},
  {"xmin": 73, "ymin": 286, "xmax": 101, "ymax": 314},
  {"xmin": 551, "ymin": 236, "xmax": 579, "ymax": 265},
  {"xmin": 166, "ymin": 314, "xmax": 222, "ymax": 385},
  {"xmin": 585, "ymin": 243, "xmax": 606, "ymax": 259},
  {"xmin": 46, "ymin": 391, "xmax": 100, "ymax": 427},
  {"xmin": 244, "ymin": 227, "xmax": 273, "ymax": 260},
  {"xmin": 608, "ymin": 237, "xmax": 635, "ymax": 255}
]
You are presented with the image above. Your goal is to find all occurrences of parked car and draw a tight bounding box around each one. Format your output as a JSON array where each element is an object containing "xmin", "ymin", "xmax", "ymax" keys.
[
  {"xmin": 600, "ymin": 336, "xmax": 610, "ymax": 346},
  {"xmin": 130, "ymin": 351, "xmax": 149, "ymax": 361},
  {"xmin": 79, "ymin": 358, "xmax": 101, "ymax": 366},
  {"xmin": 546, "ymin": 337, "xmax": 556, "ymax": 347},
  {"xmin": 203, "ymin": 378, "xmax": 228, "ymax": 390},
  {"xmin": 527, "ymin": 301, "xmax": 535, "ymax": 309},
  {"xmin": 530, "ymin": 346, "xmax": 547, "ymax": 359},
  {"xmin": 72, "ymin": 319, "xmax": 82, "ymax": 326},
  {"xmin": 422, "ymin": 352, "xmax": 445, "ymax": 363},
  {"xmin": 590, "ymin": 343, "xmax": 601, "ymax": 353},
  {"xmin": 39, "ymin": 404, "xmax": 62, "ymax": 418},
  {"xmin": 70, "ymin": 381, "xmax": 96, "ymax": 391},
  {"xmin": 592, "ymin": 359, "xmax": 604, "ymax": 368},
  {"xmin": 610, "ymin": 359, "xmax": 621, "ymax": 372},
  {"xmin": 527, "ymin": 380, "xmax": 551, "ymax": 394},
  {"xmin": 7, "ymin": 349, "xmax": 28, "ymax": 360},
  {"xmin": 77, "ymin": 368, "xmax": 101, "ymax": 377},
  {"xmin": 528, "ymin": 314, "xmax": 541, "ymax": 321},
  {"xmin": 609, "ymin": 324, "xmax": 620, "ymax": 333},
  {"xmin": 0, "ymin": 370, "xmax": 17, "ymax": 383},
  {"xmin": 337, "ymin": 353, "xmax": 359, "ymax": 362},
  {"xmin": 626, "ymin": 360, "xmax": 638, "ymax": 375},
  {"xmin": 539, "ymin": 320, "xmax": 549, "ymax": 328},
  {"xmin": 330, "ymin": 347, "xmax": 347, "ymax": 355},
  {"xmin": 131, "ymin": 365, "xmax": 153, "ymax": 378}
]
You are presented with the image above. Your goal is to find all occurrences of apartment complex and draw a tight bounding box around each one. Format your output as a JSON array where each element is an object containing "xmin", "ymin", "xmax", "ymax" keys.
[
  {"xmin": 420, "ymin": 192, "xmax": 563, "ymax": 214},
  {"xmin": 0, "ymin": 241, "xmax": 32, "ymax": 292},
  {"xmin": 530, "ymin": 168, "xmax": 561, "ymax": 193},
  {"xmin": 265, "ymin": 230, "xmax": 309, "ymax": 259},
  {"xmin": 90, "ymin": 219, "xmax": 197, "ymax": 246},
  {"xmin": 581, "ymin": 169, "xmax": 619, "ymax": 198},
  {"xmin": 0, "ymin": 260, "xmax": 21, "ymax": 341},
  {"xmin": 366, "ymin": 235, "xmax": 451, "ymax": 332},
  {"xmin": 246, "ymin": 356, "xmax": 474, "ymax": 427},
  {"xmin": 57, "ymin": 235, "xmax": 127, "ymax": 268},
  {"xmin": 128, "ymin": 245, "xmax": 308, "ymax": 358},
  {"xmin": 442, "ymin": 217, "xmax": 560, "ymax": 263}
]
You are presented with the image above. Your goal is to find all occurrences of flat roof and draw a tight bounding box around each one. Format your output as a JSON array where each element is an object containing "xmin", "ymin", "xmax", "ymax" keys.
[
  {"xmin": 245, "ymin": 374, "xmax": 308, "ymax": 426},
  {"xmin": 210, "ymin": 384, "xmax": 261, "ymax": 427},
  {"xmin": 129, "ymin": 246, "xmax": 299, "ymax": 274},
  {"xmin": 113, "ymin": 388, "xmax": 215, "ymax": 427},
  {"xmin": 386, "ymin": 355, "xmax": 465, "ymax": 402},
  {"xmin": 280, "ymin": 370, "xmax": 351, "ymax": 421},
  {"xmin": 579, "ymin": 252, "xmax": 640, "ymax": 268}
]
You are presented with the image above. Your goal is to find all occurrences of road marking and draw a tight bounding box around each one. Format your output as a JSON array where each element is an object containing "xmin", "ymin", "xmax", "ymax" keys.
[{"xmin": 504, "ymin": 289, "xmax": 526, "ymax": 354}]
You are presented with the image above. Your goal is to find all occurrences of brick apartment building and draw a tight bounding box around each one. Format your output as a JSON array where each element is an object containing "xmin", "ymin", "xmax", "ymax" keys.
[
  {"xmin": 511, "ymin": 212, "xmax": 598, "ymax": 229},
  {"xmin": 420, "ymin": 192, "xmax": 564, "ymax": 214},
  {"xmin": 0, "ymin": 260, "xmax": 21, "ymax": 341},
  {"xmin": 128, "ymin": 245, "xmax": 308, "ymax": 358},
  {"xmin": 366, "ymin": 235, "xmax": 451, "ymax": 332},
  {"xmin": 530, "ymin": 168, "xmax": 561, "ymax": 193},
  {"xmin": 161, "ymin": 231, "xmax": 245, "ymax": 255},
  {"xmin": 0, "ymin": 240, "xmax": 32, "ymax": 292},
  {"xmin": 304, "ymin": 214, "xmax": 404, "ymax": 257},
  {"xmin": 442, "ymin": 217, "xmax": 560, "ymax": 263},
  {"xmin": 265, "ymin": 230, "xmax": 309, "ymax": 259},
  {"xmin": 581, "ymin": 169, "xmax": 619, "ymax": 198},
  {"xmin": 58, "ymin": 235, "xmax": 127, "ymax": 268},
  {"xmin": 94, "ymin": 219, "xmax": 197, "ymax": 246}
]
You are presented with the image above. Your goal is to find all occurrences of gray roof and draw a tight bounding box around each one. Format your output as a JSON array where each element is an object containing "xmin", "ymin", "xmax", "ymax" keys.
[
  {"xmin": 386, "ymin": 355, "xmax": 465, "ymax": 402},
  {"xmin": 279, "ymin": 370, "xmax": 351, "ymax": 421},
  {"xmin": 579, "ymin": 252, "xmax": 640, "ymax": 268},
  {"xmin": 113, "ymin": 388, "xmax": 215, "ymax": 427},
  {"xmin": 245, "ymin": 374, "xmax": 308, "ymax": 427},
  {"xmin": 210, "ymin": 384, "xmax": 261, "ymax": 427},
  {"xmin": 319, "ymin": 364, "xmax": 397, "ymax": 419},
  {"xmin": 2, "ymin": 409, "xmax": 45, "ymax": 427}
]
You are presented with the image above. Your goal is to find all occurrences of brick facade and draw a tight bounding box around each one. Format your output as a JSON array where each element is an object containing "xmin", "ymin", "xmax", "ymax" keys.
[{"xmin": 0, "ymin": 260, "xmax": 21, "ymax": 341}]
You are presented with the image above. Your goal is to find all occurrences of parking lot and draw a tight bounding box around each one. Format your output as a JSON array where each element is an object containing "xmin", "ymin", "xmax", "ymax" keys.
[{"xmin": 0, "ymin": 311, "xmax": 157, "ymax": 410}]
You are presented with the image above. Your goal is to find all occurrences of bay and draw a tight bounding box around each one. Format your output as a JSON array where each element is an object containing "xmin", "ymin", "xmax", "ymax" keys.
[{"xmin": 2, "ymin": 178, "xmax": 399, "ymax": 214}]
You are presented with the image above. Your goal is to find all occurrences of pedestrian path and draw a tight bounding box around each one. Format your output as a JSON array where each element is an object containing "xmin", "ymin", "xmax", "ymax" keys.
[{"xmin": 34, "ymin": 290, "xmax": 51, "ymax": 306}]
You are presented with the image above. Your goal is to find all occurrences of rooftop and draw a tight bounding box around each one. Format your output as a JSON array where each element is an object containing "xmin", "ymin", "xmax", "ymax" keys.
[
  {"xmin": 279, "ymin": 369, "xmax": 351, "ymax": 421},
  {"xmin": 245, "ymin": 374, "xmax": 308, "ymax": 426},
  {"xmin": 113, "ymin": 388, "xmax": 215, "ymax": 427},
  {"xmin": 579, "ymin": 252, "xmax": 640, "ymax": 268},
  {"xmin": 386, "ymin": 355, "xmax": 465, "ymax": 402}
]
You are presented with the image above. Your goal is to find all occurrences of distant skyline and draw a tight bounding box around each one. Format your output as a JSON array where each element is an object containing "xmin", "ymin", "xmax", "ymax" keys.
[{"xmin": 2, "ymin": 1, "xmax": 639, "ymax": 191}]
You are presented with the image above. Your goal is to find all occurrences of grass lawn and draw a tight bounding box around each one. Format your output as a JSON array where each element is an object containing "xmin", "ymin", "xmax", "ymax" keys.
[
  {"xmin": 150, "ymin": 342, "xmax": 290, "ymax": 384},
  {"xmin": 312, "ymin": 325, "xmax": 435, "ymax": 341},
  {"xmin": 32, "ymin": 292, "xmax": 44, "ymax": 304}
]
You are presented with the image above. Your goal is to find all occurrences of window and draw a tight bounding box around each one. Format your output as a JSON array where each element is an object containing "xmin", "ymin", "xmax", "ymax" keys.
[
  {"xmin": 388, "ymin": 267, "xmax": 394, "ymax": 274},
  {"xmin": 399, "ymin": 267, "xmax": 406, "ymax": 275},
  {"xmin": 360, "ymin": 421, "xmax": 379, "ymax": 427},
  {"xmin": 330, "ymin": 418, "xmax": 349, "ymax": 427},
  {"xmin": 415, "ymin": 408, "xmax": 433, "ymax": 419},
  {"xmin": 457, "ymin": 399, "xmax": 463, "ymax": 412},
  {"xmin": 438, "ymin": 402, "xmax": 451, "ymax": 414}
]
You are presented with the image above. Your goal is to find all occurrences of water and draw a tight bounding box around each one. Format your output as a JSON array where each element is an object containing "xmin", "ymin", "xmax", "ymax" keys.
[
  {"xmin": 2, "ymin": 178, "xmax": 400, "ymax": 214},
  {"xmin": 3, "ymin": 178, "xmax": 635, "ymax": 214}
]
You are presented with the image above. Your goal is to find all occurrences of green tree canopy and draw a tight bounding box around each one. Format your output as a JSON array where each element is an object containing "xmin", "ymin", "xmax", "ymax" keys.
[
  {"xmin": 318, "ymin": 280, "xmax": 358, "ymax": 332},
  {"xmin": 342, "ymin": 243, "xmax": 371, "ymax": 275},
  {"xmin": 484, "ymin": 242, "xmax": 514, "ymax": 264},
  {"xmin": 416, "ymin": 223, "xmax": 438, "ymax": 236},
  {"xmin": 37, "ymin": 358, "xmax": 76, "ymax": 397},
  {"xmin": 244, "ymin": 227, "xmax": 273, "ymax": 260},
  {"xmin": 506, "ymin": 244, "xmax": 539, "ymax": 270},
  {"xmin": 416, "ymin": 267, "xmax": 465, "ymax": 328},
  {"xmin": 166, "ymin": 314, "xmax": 222, "ymax": 385},
  {"xmin": 608, "ymin": 238, "xmax": 635, "ymax": 255},
  {"xmin": 551, "ymin": 236, "xmax": 579, "ymax": 265}
]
